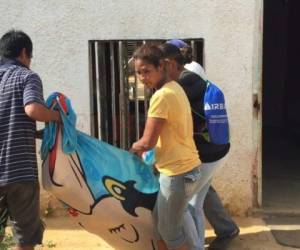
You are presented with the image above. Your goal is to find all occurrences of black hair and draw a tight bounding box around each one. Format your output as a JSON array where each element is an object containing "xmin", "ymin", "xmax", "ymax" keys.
[
  {"xmin": 159, "ymin": 43, "xmax": 185, "ymax": 66},
  {"xmin": 133, "ymin": 44, "xmax": 163, "ymax": 68},
  {"xmin": 180, "ymin": 45, "xmax": 193, "ymax": 64},
  {"xmin": 0, "ymin": 30, "xmax": 32, "ymax": 59}
]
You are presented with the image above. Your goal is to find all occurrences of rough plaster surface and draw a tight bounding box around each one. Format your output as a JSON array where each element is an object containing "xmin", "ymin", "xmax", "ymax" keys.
[{"xmin": 0, "ymin": 0, "xmax": 262, "ymax": 215}]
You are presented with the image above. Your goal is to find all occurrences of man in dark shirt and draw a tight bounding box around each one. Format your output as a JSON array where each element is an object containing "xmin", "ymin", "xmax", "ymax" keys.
[
  {"xmin": 0, "ymin": 30, "xmax": 60, "ymax": 250},
  {"xmin": 161, "ymin": 41, "xmax": 239, "ymax": 250}
]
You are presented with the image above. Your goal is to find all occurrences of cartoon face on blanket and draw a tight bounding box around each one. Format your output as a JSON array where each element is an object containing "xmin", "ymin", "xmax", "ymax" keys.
[{"xmin": 42, "ymin": 129, "xmax": 158, "ymax": 250}]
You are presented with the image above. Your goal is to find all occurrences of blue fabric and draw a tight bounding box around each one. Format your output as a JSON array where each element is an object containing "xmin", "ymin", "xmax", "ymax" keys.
[
  {"xmin": 41, "ymin": 93, "xmax": 159, "ymax": 200},
  {"xmin": 142, "ymin": 149, "xmax": 156, "ymax": 167},
  {"xmin": 41, "ymin": 92, "xmax": 77, "ymax": 158},
  {"xmin": 203, "ymin": 81, "xmax": 230, "ymax": 145}
]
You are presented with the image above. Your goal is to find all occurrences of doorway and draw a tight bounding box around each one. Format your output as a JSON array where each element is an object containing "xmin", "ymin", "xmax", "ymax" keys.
[{"xmin": 262, "ymin": 0, "xmax": 300, "ymax": 210}]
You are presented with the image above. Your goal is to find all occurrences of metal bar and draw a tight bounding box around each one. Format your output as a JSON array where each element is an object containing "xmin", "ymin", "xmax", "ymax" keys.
[
  {"xmin": 88, "ymin": 41, "xmax": 99, "ymax": 138},
  {"xmin": 190, "ymin": 40, "xmax": 197, "ymax": 61},
  {"xmin": 110, "ymin": 42, "xmax": 118, "ymax": 146},
  {"xmin": 144, "ymin": 85, "xmax": 150, "ymax": 120},
  {"xmin": 123, "ymin": 42, "xmax": 130, "ymax": 149},
  {"xmin": 132, "ymin": 42, "xmax": 140, "ymax": 141},
  {"xmin": 141, "ymin": 40, "xmax": 150, "ymax": 120},
  {"xmin": 118, "ymin": 41, "xmax": 127, "ymax": 149},
  {"xmin": 197, "ymin": 40, "xmax": 204, "ymax": 67},
  {"xmin": 94, "ymin": 42, "xmax": 101, "ymax": 138},
  {"xmin": 201, "ymin": 40, "xmax": 205, "ymax": 68},
  {"xmin": 134, "ymin": 81, "xmax": 140, "ymax": 141},
  {"xmin": 97, "ymin": 42, "xmax": 109, "ymax": 142}
]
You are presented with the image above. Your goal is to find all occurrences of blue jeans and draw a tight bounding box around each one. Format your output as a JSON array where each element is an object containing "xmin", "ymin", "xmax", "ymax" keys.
[
  {"xmin": 183, "ymin": 160, "xmax": 221, "ymax": 250},
  {"xmin": 153, "ymin": 162, "xmax": 218, "ymax": 249},
  {"xmin": 204, "ymin": 185, "xmax": 238, "ymax": 237}
]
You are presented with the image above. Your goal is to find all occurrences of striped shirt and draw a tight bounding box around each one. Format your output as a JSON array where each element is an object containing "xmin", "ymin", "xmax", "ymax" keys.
[{"xmin": 0, "ymin": 58, "xmax": 44, "ymax": 186}]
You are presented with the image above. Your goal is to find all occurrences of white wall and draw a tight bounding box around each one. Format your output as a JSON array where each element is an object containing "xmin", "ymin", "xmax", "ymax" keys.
[{"xmin": 0, "ymin": 0, "xmax": 261, "ymax": 214}]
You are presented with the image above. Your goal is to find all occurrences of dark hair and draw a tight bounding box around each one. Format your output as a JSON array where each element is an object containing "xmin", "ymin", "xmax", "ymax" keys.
[
  {"xmin": 133, "ymin": 44, "xmax": 163, "ymax": 68},
  {"xmin": 0, "ymin": 30, "xmax": 32, "ymax": 59},
  {"xmin": 159, "ymin": 43, "xmax": 185, "ymax": 66},
  {"xmin": 180, "ymin": 45, "xmax": 193, "ymax": 64}
]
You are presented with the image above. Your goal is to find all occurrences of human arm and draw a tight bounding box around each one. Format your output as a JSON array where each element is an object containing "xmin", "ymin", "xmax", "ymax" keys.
[
  {"xmin": 25, "ymin": 102, "xmax": 61, "ymax": 123},
  {"xmin": 130, "ymin": 117, "xmax": 165, "ymax": 157},
  {"xmin": 130, "ymin": 89, "xmax": 168, "ymax": 156},
  {"xmin": 23, "ymin": 73, "xmax": 61, "ymax": 123}
]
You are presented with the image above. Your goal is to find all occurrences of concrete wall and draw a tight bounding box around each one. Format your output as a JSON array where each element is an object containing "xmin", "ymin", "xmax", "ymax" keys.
[{"xmin": 0, "ymin": 0, "xmax": 262, "ymax": 215}]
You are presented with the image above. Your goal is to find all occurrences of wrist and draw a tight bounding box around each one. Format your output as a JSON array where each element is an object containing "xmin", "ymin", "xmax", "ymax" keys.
[
  {"xmin": 134, "ymin": 141, "xmax": 150, "ymax": 152},
  {"xmin": 52, "ymin": 110, "xmax": 61, "ymax": 123}
]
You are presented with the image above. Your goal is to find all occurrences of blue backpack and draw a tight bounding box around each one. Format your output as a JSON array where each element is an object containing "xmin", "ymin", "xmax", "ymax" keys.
[{"xmin": 201, "ymin": 81, "xmax": 230, "ymax": 145}]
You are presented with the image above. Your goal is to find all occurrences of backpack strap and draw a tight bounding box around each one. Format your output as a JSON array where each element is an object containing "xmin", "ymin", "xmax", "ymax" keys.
[
  {"xmin": 191, "ymin": 79, "xmax": 210, "ymax": 120},
  {"xmin": 192, "ymin": 108, "xmax": 206, "ymax": 120}
]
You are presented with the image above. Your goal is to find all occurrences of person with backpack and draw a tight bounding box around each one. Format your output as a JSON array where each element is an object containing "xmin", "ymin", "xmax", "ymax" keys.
[
  {"xmin": 0, "ymin": 30, "xmax": 61, "ymax": 250},
  {"xmin": 160, "ymin": 40, "xmax": 239, "ymax": 250}
]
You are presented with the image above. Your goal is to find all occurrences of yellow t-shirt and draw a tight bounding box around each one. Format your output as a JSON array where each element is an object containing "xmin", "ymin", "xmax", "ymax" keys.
[{"xmin": 148, "ymin": 81, "xmax": 201, "ymax": 176}]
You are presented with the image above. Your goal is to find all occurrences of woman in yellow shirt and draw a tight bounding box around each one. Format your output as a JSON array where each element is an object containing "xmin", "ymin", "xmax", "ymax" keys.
[{"xmin": 130, "ymin": 44, "xmax": 210, "ymax": 250}]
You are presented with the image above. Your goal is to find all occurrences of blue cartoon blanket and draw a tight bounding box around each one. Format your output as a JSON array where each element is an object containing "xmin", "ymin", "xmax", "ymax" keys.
[{"xmin": 41, "ymin": 92, "xmax": 159, "ymax": 250}]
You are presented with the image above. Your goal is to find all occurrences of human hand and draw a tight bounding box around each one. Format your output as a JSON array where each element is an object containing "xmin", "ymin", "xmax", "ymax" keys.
[
  {"xmin": 129, "ymin": 142, "xmax": 144, "ymax": 158},
  {"xmin": 53, "ymin": 110, "xmax": 62, "ymax": 123},
  {"xmin": 49, "ymin": 99, "xmax": 62, "ymax": 123}
]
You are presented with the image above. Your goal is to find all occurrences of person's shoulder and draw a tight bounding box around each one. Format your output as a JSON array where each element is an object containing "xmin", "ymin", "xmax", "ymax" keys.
[
  {"xmin": 22, "ymin": 67, "xmax": 38, "ymax": 76},
  {"xmin": 179, "ymin": 70, "xmax": 206, "ymax": 87},
  {"xmin": 152, "ymin": 81, "xmax": 176, "ymax": 98},
  {"xmin": 21, "ymin": 68, "xmax": 42, "ymax": 82},
  {"xmin": 166, "ymin": 80, "xmax": 180, "ymax": 87},
  {"xmin": 180, "ymin": 69, "xmax": 201, "ymax": 80},
  {"xmin": 166, "ymin": 81, "xmax": 190, "ymax": 99},
  {"xmin": 180, "ymin": 69, "xmax": 197, "ymax": 78},
  {"xmin": 3, "ymin": 65, "xmax": 38, "ymax": 83},
  {"xmin": 163, "ymin": 81, "xmax": 182, "ymax": 93},
  {"xmin": 12, "ymin": 65, "xmax": 38, "ymax": 79}
]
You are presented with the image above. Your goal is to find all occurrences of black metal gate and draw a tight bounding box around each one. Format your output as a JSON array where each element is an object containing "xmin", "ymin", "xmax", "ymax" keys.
[{"xmin": 88, "ymin": 39, "xmax": 204, "ymax": 150}]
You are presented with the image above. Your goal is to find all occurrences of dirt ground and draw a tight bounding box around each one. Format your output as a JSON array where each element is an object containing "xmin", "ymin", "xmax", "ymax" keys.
[
  {"xmin": 5, "ymin": 216, "xmax": 214, "ymax": 250},
  {"xmin": 6, "ymin": 215, "xmax": 292, "ymax": 250},
  {"xmin": 6, "ymin": 216, "xmax": 112, "ymax": 250},
  {"xmin": 36, "ymin": 217, "xmax": 112, "ymax": 250}
]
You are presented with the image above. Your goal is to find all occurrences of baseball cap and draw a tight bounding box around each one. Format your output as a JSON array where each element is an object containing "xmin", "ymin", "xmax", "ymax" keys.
[{"xmin": 166, "ymin": 39, "xmax": 187, "ymax": 49}]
